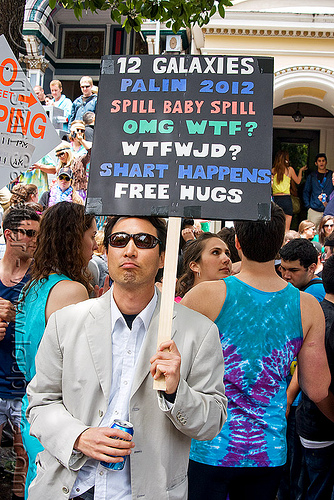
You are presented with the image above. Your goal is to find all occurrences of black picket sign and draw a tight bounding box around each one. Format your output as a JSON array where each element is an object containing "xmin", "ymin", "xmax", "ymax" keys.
[{"xmin": 87, "ymin": 55, "xmax": 273, "ymax": 221}]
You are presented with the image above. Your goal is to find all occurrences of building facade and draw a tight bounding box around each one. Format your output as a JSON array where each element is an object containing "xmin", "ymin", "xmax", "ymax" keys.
[{"xmin": 22, "ymin": 0, "xmax": 334, "ymax": 167}]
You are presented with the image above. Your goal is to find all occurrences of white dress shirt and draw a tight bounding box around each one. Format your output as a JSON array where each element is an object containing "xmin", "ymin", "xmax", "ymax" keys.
[{"xmin": 71, "ymin": 288, "xmax": 157, "ymax": 500}]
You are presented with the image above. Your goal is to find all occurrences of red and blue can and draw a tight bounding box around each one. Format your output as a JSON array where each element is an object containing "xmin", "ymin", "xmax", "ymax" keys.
[{"xmin": 100, "ymin": 419, "xmax": 134, "ymax": 471}]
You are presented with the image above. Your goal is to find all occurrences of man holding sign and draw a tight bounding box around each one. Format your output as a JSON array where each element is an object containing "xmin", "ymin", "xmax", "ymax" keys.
[{"xmin": 26, "ymin": 216, "xmax": 227, "ymax": 500}]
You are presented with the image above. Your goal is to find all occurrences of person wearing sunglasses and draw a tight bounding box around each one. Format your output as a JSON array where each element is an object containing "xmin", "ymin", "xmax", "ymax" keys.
[
  {"xmin": 0, "ymin": 205, "xmax": 40, "ymax": 499},
  {"xmin": 39, "ymin": 166, "xmax": 83, "ymax": 210},
  {"xmin": 69, "ymin": 76, "xmax": 97, "ymax": 125},
  {"xmin": 69, "ymin": 120, "xmax": 92, "ymax": 158},
  {"xmin": 67, "ymin": 120, "xmax": 93, "ymax": 201},
  {"xmin": 53, "ymin": 140, "xmax": 87, "ymax": 202},
  {"xmin": 317, "ymin": 215, "xmax": 334, "ymax": 246},
  {"xmin": 15, "ymin": 202, "xmax": 98, "ymax": 498},
  {"xmin": 53, "ymin": 140, "xmax": 74, "ymax": 171},
  {"xmin": 26, "ymin": 215, "xmax": 227, "ymax": 500}
]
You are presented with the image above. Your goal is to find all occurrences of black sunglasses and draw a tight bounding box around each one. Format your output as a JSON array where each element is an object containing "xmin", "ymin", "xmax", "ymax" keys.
[
  {"xmin": 81, "ymin": 85, "xmax": 91, "ymax": 88},
  {"xmin": 12, "ymin": 228, "xmax": 37, "ymax": 238},
  {"xmin": 108, "ymin": 232, "xmax": 161, "ymax": 249},
  {"xmin": 58, "ymin": 175, "xmax": 71, "ymax": 181}
]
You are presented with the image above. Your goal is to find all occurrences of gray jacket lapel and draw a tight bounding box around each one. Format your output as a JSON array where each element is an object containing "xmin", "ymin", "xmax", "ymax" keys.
[{"xmin": 85, "ymin": 290, "xmax": 113, "ymax": 402}]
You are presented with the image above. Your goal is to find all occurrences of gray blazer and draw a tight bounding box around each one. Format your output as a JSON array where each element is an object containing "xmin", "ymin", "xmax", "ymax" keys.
[{"xmin": 27, "ymin": 289, "xmax": 227, "ymax": 499}]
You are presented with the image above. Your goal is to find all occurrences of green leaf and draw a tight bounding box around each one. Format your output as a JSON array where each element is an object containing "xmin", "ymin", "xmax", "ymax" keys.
[
  {"xmin": 218, "ymin": 1, "xmax": 226, "ymax": 18},
  {"xmin": 151, "ymin": 4, "xmax": 158, "ymax": 18},
  {"xmin": 110, "ymin": 9, "xmax": 122, "ymax": 22},
  {"xmin": 49, "ymin": 0, "xmax": 57, "ymax": 9},
  {"xmin": 73, "ymin": 2, "xmax": 83, "ymax": 18},
  {"xmin": 132, "ymin": 17, "xmax": 142, "ymax": 31},
  {"xmin": 123, "ymin": 18, "xmax": 132, "ymax": 33},
  {"xmin": 59, "ymin": 0, "xmax": 235, "ymax": 33},
  {"xmin": 172, "ymin": 19, "xmax": 182, "ymax": 33},
  {"xmin": 209, "ymin": 5, "xmax": 215, "ymax": 16},
  {"xmin": 118, "ymin": 2, "xmax": 128, "ymax": 13}
]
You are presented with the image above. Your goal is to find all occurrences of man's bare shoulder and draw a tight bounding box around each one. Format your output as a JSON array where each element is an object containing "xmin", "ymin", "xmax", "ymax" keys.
[
  {"xmin": 45, "ymin": 280, "xmax": 89, "ymax": 322},
  {"xmin": 181, "ymin": 280, "xmax": 226, "ymax": 322},
  {"xmin": 300, "ymin": 289, "xmax": 322, "ymax": 309}
]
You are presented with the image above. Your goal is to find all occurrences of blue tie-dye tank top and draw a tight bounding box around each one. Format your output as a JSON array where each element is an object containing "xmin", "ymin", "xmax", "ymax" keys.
[{"xmin": 190, "ymin": 275, "xmax": 303, "ymax": 468}]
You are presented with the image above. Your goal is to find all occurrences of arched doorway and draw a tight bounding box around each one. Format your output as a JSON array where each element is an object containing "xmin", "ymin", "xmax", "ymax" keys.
[
  {"xmin": 273, "ymin": 66, "xmax": 334, "ymax": 164},
  {"xmin": 273, "ymin": 66, "xmax": 334, "ymax": 225}
]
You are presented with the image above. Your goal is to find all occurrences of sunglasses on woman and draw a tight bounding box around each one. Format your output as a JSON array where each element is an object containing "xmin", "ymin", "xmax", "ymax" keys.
[
  {"xmin": 58, "ymin": 175, "xmax": 71, "ymax": 181},
  {"xmin": 324, "ymin": 223, "xmax": 334, "ymax": 228},
  {"xmin": 108, "ymin": 232, "xmax": 161, "ymax": 249},
  {"xmin": 56, "ymin": 151, "xmax": 68, "ymax": 158}
]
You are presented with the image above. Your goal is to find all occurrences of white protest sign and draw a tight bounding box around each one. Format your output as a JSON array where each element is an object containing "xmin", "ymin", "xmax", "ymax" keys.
[{"xmin": 0, "ymin": 35, "xmax": 60, "ymax": 188}]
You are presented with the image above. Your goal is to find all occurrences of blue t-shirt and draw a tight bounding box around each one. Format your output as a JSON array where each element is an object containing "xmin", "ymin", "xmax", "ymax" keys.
[
  {"xmin": 190, "ymin": 276, "xmax": 303, "ymax": 468},
  {"xmin": 301, "ymin": 278, "xmax": 325, "ymax": 303},
  {"xmin": 0, "ymin": 274, "xmax": 29, "ymax": 398}
]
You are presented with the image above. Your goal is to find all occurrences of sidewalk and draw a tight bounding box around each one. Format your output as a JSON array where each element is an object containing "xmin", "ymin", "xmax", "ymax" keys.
[
  {"xmin": 0, "ymin": 451, "xmax": 15, "ymax": 500},
  {"xmin": 0, "ymin": 430, "xmax": 17, "ymax": 500}
]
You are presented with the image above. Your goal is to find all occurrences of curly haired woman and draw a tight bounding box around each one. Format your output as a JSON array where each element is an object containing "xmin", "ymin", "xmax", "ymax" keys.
[{"xmin": 15, "ymin": 202, "xmax": 98, "ymax": 498}]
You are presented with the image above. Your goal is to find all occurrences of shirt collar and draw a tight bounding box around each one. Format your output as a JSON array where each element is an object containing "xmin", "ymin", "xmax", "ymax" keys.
[
  {"xmin": 54, "ymin": 94, "xmax": 64, "ymax": 104},
  {"xmin": 110, "ymin": 285, "xmax": 157, "ymax": 332}
]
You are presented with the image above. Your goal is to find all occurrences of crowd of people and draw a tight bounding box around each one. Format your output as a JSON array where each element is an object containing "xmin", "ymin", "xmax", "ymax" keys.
[
  {"xmin": 14, "ymin": 77, "xmax": 97, "ymax": 206},
  {"xmin": 273, "ymin": 151, "xmax": 334, "ymax": 229},
  {"xmin": 0, "ymin": 196, "xmax": 332, "ymax": 500},
  {"xmin": 0, "ymin": 79, "xmax": 333, "ymax": 499}
]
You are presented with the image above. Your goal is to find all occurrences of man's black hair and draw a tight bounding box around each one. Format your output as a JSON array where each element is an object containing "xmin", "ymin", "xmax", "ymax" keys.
[
  {"xmin": 315, "ymin": 153, "xmax": 327, "ymax": 163},
  {"xmin": 217, "ymin": 227, "xmax": 240, "ymax": 263},
  {"xmin": 181, "ymin": 218, "xmax": 194, "ymax": 230},
  {"xmin": 82, "ymin": 111, "xmax": 95, "ymax": 125},
  {"xmin": 2, "ymin": 205, "xmax": 40, "ymax": 242},
  {"xmin": 324, "ymin": 232, "xmax": 334, "ymax": 248},
  {"xmin": 322, "ymin": 254, "xmax": 334, "ymax": 294},
  {"xmin": 279, "ymin": 238, "xmax": 318, "ymax": 269},
  {"xmin": 104, "ymin": 216, "xmax": 167, "ymax": 254},
  {"xmin": 234, "ymin": 202, "xmax": 285, "ymax": 262}
]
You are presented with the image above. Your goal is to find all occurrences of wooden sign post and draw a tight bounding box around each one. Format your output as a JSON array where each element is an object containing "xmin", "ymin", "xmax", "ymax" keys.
[{"xmin": 153, "ymin": 216, "xmax": 181, "ymax": 390}]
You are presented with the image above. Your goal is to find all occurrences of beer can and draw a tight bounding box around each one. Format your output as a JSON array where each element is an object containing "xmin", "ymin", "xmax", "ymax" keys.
[
  {"xmin": 322, "ymin": 193, "xmax": 327, "ymax": 203},
  {"xmin": 100, "ymin": 419, "xmax": 134, "ymax": 471}
]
